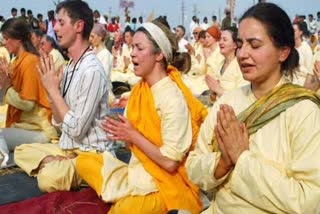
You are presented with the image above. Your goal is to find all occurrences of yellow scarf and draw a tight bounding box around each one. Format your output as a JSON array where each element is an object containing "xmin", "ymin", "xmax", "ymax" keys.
[
  {"xmin": 127, "ymin": 65, "xmax": 207, "ymax": 213},
  {"xmin": 212, "ymin": 83, "xmax": 320, "ymax": 151}
]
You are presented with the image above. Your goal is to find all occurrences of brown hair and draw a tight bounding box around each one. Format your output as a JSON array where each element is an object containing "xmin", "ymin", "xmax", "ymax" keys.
[
  {"xmin": 1, "ymin": 18, "xmax": 39, "ymax": 56},
  {"xmin": 136, "ymin": 17, "xmax": 191, "ymax": 72}
]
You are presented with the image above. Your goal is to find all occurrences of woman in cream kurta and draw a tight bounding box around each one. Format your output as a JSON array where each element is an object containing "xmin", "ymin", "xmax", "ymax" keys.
[
  {"xmin": 187, "ymin": 78, "xmax": 320, "ymax": 213},
  {"xmin": 77, "ymin": 20, "xmax": 206, "ymax": 213},
  {"xmin": 186, "ymin": 3, "xmax": 320, "ymax": 214},
  {"xmin": 213, "ymin": 58, "xmax": 247, "ymax": 91},
  {"xmin": 292, "ymin": 22, "xmax": 313, "ymax": 86},
  {"xmin": 97, "ymin": 76, "xmax": 193, "ymax": 201},
  {"xmin": 182, "ymin": 27, "xmax": 225, "ymax": 96},
  {"xmin": 111, "ymin": 29, "xmax": 141, "ymax": 86},
  {"xmin": 205, "ymin": 27, "xmax": 248, "ymax": 99}
]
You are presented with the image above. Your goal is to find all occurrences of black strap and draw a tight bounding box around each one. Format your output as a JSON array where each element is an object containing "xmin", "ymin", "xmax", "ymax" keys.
[{"xmin": 62, "ymin": 46, "xmax": 90, "ymax": 97}]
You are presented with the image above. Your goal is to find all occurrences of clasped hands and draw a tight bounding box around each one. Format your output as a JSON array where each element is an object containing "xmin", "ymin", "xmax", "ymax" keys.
[
  {"xmin": 102, "ymin": 114, "xmax": 137, "ymax": 145},
  {"xmin": 214, "ymin": 104, "xmax": 249, "ymax": 177},
  {"xmin": 36, "ymin": 52, "xmax": 63, "ymax": 94},
  {"xmin": 314, "ymin": 60, "xmax": 320, "ymax": 83},
  {"xmin": 205, "ymin": 74, "xmax": 223, "ymax": 98},
  {"xmin": 0, "ymin": 57, "xmax": 12, "ymax": 91}
]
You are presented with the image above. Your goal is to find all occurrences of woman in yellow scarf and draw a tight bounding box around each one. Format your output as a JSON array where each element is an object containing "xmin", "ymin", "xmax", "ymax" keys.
[
  {"xmin": 76, "ymin": 18, "xmax": 207, "ymax": 213},
  {"xmin": 186, "ymin": 3, "xmax": 320, "ymax": 214}
]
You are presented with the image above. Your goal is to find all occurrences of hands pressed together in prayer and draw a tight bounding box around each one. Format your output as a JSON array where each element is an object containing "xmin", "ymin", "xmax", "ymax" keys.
[
  {"xmin": 102, "ymin": 114, "xmax": 138, "ymax": 146},
  {"xmin": 214, "ymin": 104, "xmax": 249, "ymax": 179},
  {"xmin": 314, "ymin": 60, "xmax": 320, "ymax": 84},
  {"xmin": 305, "ymin": 60, "xmax": 320, "ymax": 91},
  {"xmin": 123, "ymin": 56, "xmax": 130, "ymax": 70},
  {"xmin": 0, "ymin": 57, "xmax": 12, "ymax": 91},
  {"xmin": 205, "ymin": 74, "xmax": 223, "ymax": 101},
  {"xmin": 36, "ymin": 53, "xmax": 63, "ymax": 95}
]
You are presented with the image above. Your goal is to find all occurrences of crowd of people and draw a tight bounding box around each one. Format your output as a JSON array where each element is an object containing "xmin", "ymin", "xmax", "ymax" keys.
[{"xmin": 0, "ymin": 0, "xmax": 320, "ymax": 213}]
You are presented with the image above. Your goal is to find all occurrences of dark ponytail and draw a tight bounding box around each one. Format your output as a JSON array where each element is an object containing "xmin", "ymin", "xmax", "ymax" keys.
[{"xmin": 172, "ymin": 52, "xmax": 191, "ymax": 74}]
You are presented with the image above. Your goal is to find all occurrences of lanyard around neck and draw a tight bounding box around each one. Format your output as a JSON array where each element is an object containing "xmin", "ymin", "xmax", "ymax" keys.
[{"xmin": 62, "ymin": 46, "xmax": 90, "ymax": 98}]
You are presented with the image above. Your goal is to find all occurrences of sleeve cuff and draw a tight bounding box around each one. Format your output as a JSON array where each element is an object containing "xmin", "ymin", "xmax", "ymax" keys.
[
  {"xmin": 52, "ymin": 117, "xmax": 62, "ymax": 128},
  {"xmin": 210, "ymin": 153, "xmax": 233, "ymax": 184},
  {"xmin": 230, "ymin": 150, "xmax": 250, "ymax": 190},
  {"xmin": 61, "ymin": 110, "xmax": 74, "ymax": 130},
  {"xmin": 159, "ymin": 145, "xmax": 185, "ymax": 162}
]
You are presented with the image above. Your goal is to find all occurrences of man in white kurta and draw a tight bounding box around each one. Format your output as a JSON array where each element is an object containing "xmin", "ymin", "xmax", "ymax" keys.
[{"xmin": 186, "ymin": 77, "xmax": 320, "ymax": 213}]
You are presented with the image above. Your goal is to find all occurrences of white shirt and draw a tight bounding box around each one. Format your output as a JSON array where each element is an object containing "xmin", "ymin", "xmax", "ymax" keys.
[
  {"xmin": 53, "ymin": 50, "xmax": 113, "ymax": 152},
  {"xmin": 309, "ymin": 19, "xmax": 317, "ymax": 34},
  {"xmin": 96, "ymin": 47, "xmax": 113, "ymax": 82},
  {"xmin": 201, "ymin": 23, "xmax": 210, "ymax": 30},
  {"xmin": 178, "ymin": 38, "xmax": 189, "ymax": 53},
  {"xmin": 47, "ymin": 20, "xmax": 57, "ymax": 42}
]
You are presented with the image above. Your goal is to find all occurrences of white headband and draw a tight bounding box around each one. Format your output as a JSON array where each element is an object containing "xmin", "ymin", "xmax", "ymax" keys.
[{"xmin": 142, "ymin": 22, "xmax": 172, "ymax": 63}]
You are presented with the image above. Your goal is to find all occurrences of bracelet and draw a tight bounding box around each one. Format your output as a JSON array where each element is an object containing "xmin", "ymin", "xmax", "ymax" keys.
[{"xmin": 209, "ymin": 90, "xmax": 217, "ymax": 102}]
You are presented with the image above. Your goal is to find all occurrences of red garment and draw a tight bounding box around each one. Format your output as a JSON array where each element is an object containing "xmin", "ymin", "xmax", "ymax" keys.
[
  {"xmin": 0, "ymin": 188, "xmax": 110, "ymax": 214},
  {"xmin": 107, "ymin": 23, "xmax": 120, "ymax": 32},
  {"xmin": 52, "ymin": 18, "xmax": 56, "ymax": 27}
]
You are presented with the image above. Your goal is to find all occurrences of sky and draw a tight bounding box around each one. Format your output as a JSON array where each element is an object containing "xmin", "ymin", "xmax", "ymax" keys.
[{"xmin": 0, "ymin": 0, "xmax": 319, "ymax": 31}]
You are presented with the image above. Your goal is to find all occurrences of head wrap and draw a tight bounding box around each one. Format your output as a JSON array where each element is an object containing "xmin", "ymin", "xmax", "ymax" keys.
[
  {"xmin": 142, "ymin": 22, "xmax": 172, "ymax": 63},
  {"xmin": 206, "ymin": 26, "xmax": 221, "ymax": 40},
  {"xmin": 193, "ymin": 26, "xmax": 202, "ymax": 33},
  {"xmin": 92, "ymin": 23, "xmax": 107, "ymax": 38}
]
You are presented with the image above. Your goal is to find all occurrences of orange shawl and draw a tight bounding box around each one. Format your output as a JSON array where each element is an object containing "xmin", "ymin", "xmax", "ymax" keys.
[
  {"xmin": 6, "ymin": 51, "xmax": 51, "ymax": 127},
  {"xmin": 127, "ymin": 65, "xmax": 207, "ymax": 213}
]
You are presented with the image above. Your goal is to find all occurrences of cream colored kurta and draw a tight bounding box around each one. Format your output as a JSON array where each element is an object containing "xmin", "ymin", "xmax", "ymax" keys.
[
  {"xmin": 189, "ymin": 42, "xmax": 206, "ymax": 76},
  {"xmin": 205, "ymin": 46, "xmax": 225, "ymax": 77},
  {"xmin": 96, "ymin": 48, "xmax": 113, "ymax": 82},
  {"xmin": 213, "ymin": 58, "xmax": 248, "ymax": 92},
  {"xmin": 183, "ymin": 43, "xmax": 208, "ymax": 96},
  {"xmin": 313, "ymin": 50, "xmax": 320, "ymax": 94},
  {"xmin": 182, "ymin": 47, "xmax": 224, "ymax": 96},
  {"xmin": 112, "ymin": 44, "xmax": 133, "ymax": 73},
  {"xmin": 0, "ymin": 47, "xmax": 10, "ymax": 63},
  {"xmin": 186, "ymin": 77, "xmax": 320, "ymax": 214},
  {"xmin": 49, "ymin": 48, "xmax": 65, "ymax": 73},
  {"xmin": 100, "ymin": 76, "xmax": 193, "ymax": 202},
  {"xmin": 293, "ymin": 41, "xmax": 313, "ymax": 85},
  {"xmin": 5, "ymin": 87, "xmax": 57, "ymax": 139},
  {"xmin": 111, "ymin": 44, "xmax": 140, "ymax": 85},
  {"xmin": 313, "ymin": 49, "xmax": 320, "ymax": 64}
]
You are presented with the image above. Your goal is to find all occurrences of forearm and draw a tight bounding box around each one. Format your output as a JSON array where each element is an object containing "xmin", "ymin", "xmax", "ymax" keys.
[
  {"xmin": 131, "ymin": 131, "xmax": 179, "ymax": 173},
  {"xmin": 214, "ymin": 158, "xmax": 232, "ymax": 179},
  {"xmin": 47, "ymin": 88, "xmax": 69, "ymax": 123},
  {"xmin": 231, "ymin": 151, "xmax": 320, "ymax": 213},
  {"xmin": 304, "ymin": 74, "xmax": 320, "ymax": 91},
  {"xmin": 215, "ymin": 88, "xmax": 224, "ymax": 97},
  {"xmin": 5, "ymin": 87, "xmax": 35, "ymax": 111},
  {"xmin": 186, "ymin": 150, "xmax": 230, "ymax": 191}
]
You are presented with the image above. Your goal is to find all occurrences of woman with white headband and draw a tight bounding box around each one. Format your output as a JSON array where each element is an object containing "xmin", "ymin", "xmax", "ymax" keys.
[{"xmin": 76, "ymin": 18, "xmax": 207, "ymax": 213}]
